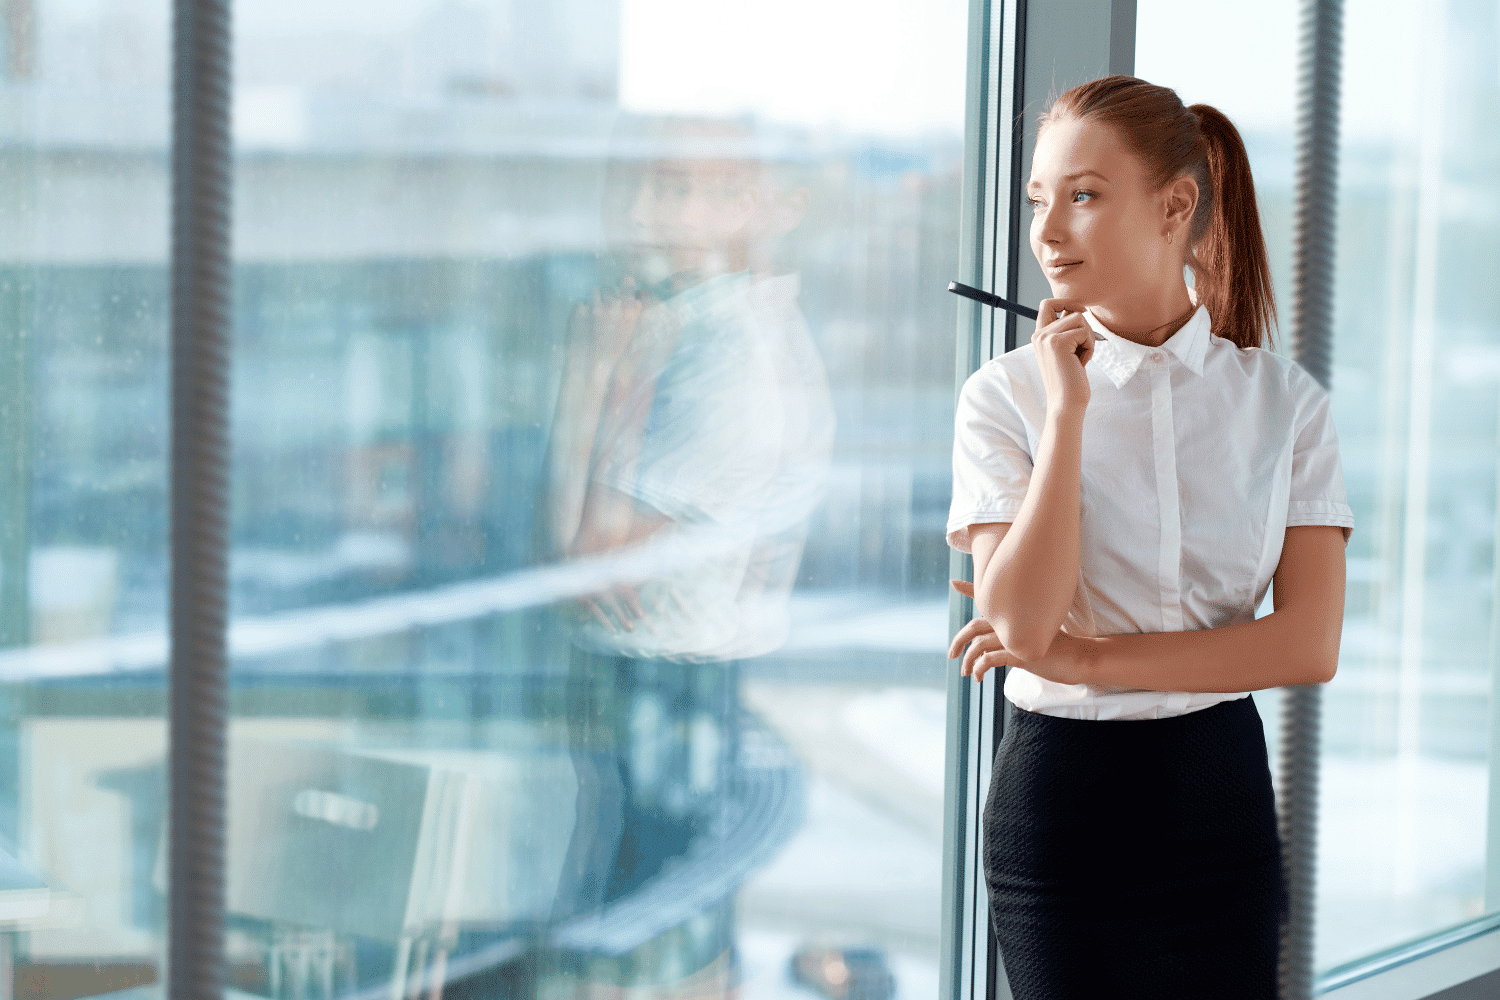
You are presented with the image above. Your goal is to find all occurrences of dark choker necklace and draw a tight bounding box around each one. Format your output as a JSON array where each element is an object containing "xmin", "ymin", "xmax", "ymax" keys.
[{"xmin": 1119, "ymin": 303, "xmax": 1197, "ymax": 343}]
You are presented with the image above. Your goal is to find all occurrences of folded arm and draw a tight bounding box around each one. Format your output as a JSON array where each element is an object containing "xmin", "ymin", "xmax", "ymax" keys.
[
  {"xmin": 953, "ymin": 524, "xmax": 1347, "ymax": 691},
  {"xmin": 969, "ymin": 409, "xmax": 1085, "ymax": 662}
]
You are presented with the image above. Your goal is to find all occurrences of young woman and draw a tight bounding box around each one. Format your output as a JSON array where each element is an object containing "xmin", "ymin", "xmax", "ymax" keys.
[{"xmin": 946, "ymin": 75, "xmax": 1352, "ymax": 998}]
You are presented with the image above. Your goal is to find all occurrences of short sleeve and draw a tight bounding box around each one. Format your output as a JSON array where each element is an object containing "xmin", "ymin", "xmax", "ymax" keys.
[
  {"xmin": 1286, "ymin": 372, "xmax": 1355, "ymax": 545},
  {"xmin": 602, "ymin": 328, "xmax": 785, "ymax": 526},
  {"xmin": 947, "ymin": 362, "xmax": 1033, "ymax": 553}
]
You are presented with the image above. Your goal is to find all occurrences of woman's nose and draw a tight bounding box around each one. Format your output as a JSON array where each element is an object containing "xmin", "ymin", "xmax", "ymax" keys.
[
  {"xmin": 1035, "ymin": 200, "xmax": 1067, "ymax": 244},
  {"xmin": 628, "ymin": 180, "xmax": 654, "ymax": 234}
]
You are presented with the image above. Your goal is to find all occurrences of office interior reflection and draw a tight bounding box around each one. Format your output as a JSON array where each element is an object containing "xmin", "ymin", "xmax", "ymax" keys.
[{"xmin": 0, "ymin": 0, "xmax": 965, "ymax": 996}]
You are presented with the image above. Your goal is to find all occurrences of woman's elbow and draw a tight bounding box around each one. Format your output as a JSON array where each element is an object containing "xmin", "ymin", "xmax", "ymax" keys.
[
  {"xmin": 977, "ymin": 590, "xmax": 1060, "ymax": 664},
  {"xmin": 988, "ymin": 617, "xmax": 1052, "ymax": 665},
  {"xmin": 1270, "ymin": 603, "xmax": 1341, "ymax": 685},
  {"xmin": 1296, "ymin": 636, "xmax": 1340, "ymax": 685},
  {"xmin": 1308, "ymin": 655, "xmax": 1338, "ymax": 685},
  {"xmin": 1306, "ymin": 625, "xmax": 1343, "ymax": 685}
]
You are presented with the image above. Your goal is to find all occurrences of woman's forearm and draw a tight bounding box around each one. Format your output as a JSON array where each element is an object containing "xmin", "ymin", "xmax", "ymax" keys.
[
  {"xmin": 546, "ymin": 340, "xmax": 617, "ymax": 553},
  {"xmin": 977, "ymin": 408, "xmax": 1084, "ymax": 662},
  {"xmin": 1075, "ymin": 524, "xmax": 1344, "ymax": 691},
  {"xmin": 1077, "ymin": 608, "xmax": 1338, "ymax": 692}
]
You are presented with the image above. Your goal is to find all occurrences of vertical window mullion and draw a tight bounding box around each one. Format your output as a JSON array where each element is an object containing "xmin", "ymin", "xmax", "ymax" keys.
[
  {"xmin": 168, "ymin": 1, "xmax": 232, "ymax": 997},
  {"xmin": 1283, "ymin": 0, "xmax": 1344, "ymax": 996},
  {"xmin": 940, "ymin": 0, "xmax": 1028, "ymax": 995},
  {"xmin": 941, "ymin": 2, "xmax": 1137, "ymax": 998}
]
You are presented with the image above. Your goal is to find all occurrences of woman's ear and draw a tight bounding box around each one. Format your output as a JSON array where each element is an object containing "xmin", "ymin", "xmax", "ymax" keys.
[{"xmin": 1164, "ymin": 174, "xmax": 1199, "ymax": 233}]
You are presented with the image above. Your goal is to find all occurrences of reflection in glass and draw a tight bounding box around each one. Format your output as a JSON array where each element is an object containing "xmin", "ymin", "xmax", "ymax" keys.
[
  {"xmin": 0, "ymin": 0, "xmax": 172, "ymax": 994},
  {"xmin": 217, "ymin": 2, "xmax": 963, "ymax": 999},
  {"xmin": 545, "ymin": 119, "xmax": 836, "ymax": 973},
  {"xmin": 0, "ymin": 0, "xmax": 964, "ymax": 994}
]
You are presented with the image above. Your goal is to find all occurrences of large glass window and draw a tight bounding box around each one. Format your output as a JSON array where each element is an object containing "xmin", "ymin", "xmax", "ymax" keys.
[
  {"xmin": 1140, "ymin": 0, "xmax": 1500, "ymax": 979},
  {"xmin": 0, "ymin": 0, "xmax": 172, "ymax": 994},
  {"xmin": 216, "ymin": 1, "xmax": 966, "ymax": 997},
  {"xmin": 0, "ymin": 1, "xmax": 972, "ymax": 997},
  {"xmin": 33, "ymin": 1, "xmax": 1500, "ymax": 997}
]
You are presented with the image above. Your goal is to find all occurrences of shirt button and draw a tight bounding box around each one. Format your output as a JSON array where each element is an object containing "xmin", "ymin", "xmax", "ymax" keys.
[{"xmin": 1150, "ymin": 352, "xmax": 1163, "ymax": 362}]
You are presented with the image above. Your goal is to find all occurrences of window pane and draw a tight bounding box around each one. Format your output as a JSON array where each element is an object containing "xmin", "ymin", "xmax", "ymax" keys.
[
  {"xmin": 0, "ymin": 0, "xmax": 171, "ymax": 994},
  {"xmin": 227, "ymin": 2, "xmax": 965, "ymax": 997},
  {"xmin": 1140, "ymin": 0, "xmax": 1499, "ymax": 974}
]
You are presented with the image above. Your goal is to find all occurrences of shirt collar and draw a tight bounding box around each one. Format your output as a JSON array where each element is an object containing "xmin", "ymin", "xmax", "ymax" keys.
[{"xmin": 1082, "ymin": 305, "xmax": 1211, "ymax": 389}]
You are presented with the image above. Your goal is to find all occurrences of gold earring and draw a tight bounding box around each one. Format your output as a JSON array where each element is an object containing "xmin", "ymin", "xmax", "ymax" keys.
[{"xmin": 1168, "ymin": 231, "xmax": 1174, "ymax": 246}]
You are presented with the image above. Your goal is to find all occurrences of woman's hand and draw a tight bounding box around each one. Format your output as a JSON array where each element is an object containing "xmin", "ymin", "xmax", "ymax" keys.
[
  {"xmin": 570, "ymin": 277, "xmax": 650, "ymax": 373},
  {"xmin": 949, "ymin": 579, "xmax": 1093, "ymax": 685},
  {"xmin": 1031, "ymin": 298, "xmax": 1096, "ymax": 416},
  {"xmin": 577, "ymin": 585, "xmax": 647, "ymax": 634}
]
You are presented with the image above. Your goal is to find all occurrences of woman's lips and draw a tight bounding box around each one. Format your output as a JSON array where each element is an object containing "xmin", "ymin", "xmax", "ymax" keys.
[{"xmin": 1045, "ymin": 260, "xmax": 1082, "ymax": 271}]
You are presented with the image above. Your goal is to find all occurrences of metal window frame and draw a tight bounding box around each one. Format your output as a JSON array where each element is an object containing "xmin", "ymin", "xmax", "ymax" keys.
[
  {"xmin": 1319, "ymin": 916, "xmax": 1500, "ymax": 999},
  {"xmin": 168, "ymin": 1, "xmax": 232, "ymax": 998},
  {"xmin": 938, "ymin": 4, "xmax": 1135, "ymax": 999},
  {"xmin": 936, "ymin": 2, "xmax": 1500, "ymax": 999}
]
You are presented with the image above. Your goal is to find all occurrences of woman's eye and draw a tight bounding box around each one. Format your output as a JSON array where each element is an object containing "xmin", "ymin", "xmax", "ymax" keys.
[
  {"xmin": 1073, "ymin": 189, "xmax": 1096, "ymax": 203},
  {"xmin": 1025, "ymin": 196, "xmax": 1043, "ymax": 211}
]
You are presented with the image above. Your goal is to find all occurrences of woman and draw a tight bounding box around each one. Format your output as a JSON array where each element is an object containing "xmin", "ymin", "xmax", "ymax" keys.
[{"xmin": 946, "ymin": 75, "xmax": 1352, "ymax": 998}]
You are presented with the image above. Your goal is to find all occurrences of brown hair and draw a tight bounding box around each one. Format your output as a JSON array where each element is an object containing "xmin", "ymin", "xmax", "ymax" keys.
[{"xmin": 1038, "ymin": 75, "xmax": 1276, "ymax": 350}]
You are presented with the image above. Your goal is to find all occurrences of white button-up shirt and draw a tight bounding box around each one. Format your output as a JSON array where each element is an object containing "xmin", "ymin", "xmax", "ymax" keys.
[{"xmin": 947, "ymin": 304, "xmax": 1354, "ymax": 720}]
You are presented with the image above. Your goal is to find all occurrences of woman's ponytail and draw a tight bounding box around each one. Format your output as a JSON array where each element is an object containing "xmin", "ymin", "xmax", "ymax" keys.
[
  {"xmin": 1040, "ymin": 77, "xmax": 1278, "ymax": 350},
  {"xmin": 1188, "ymin": 104, "xmax": 1276, "ymax": 350}
]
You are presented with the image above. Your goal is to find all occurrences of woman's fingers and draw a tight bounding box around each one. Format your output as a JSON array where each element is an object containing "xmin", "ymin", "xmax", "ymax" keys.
[
  {"xmin": 1037, "ymin": 297, "xmax": 1085, "ymax": 322},
  {"xmin": 581, "ymin": 596, "xmax": 614, "ymax": 631},
  {"xmin": 1029, "ymin": 299, "xmax": 1095, "ymax": 411},
  {"xmin": 1038, "ymin": 299, "xmax": 1098, "ymax": 353},
  {"xmin": 1035, "ymin": 315, "xmax": 1094, "ymax": 359},
  {"xmin": 620, "ymin": 586, "xmax": 646, "ymax": 624},
  {"xmin": 603, "ymin": 590, "xmax": 639, "ymax": 632},
  {"xmin": 943, "ymin": 594, "xmax": 1009, "ymax": 678},
  {"xmin": 581, "ymin": 591, "xmax": 638, "ymax": 632},
  {"xmin": 971, "ymin": 649, "xmax": 1006, "ymax": 684},
  {"xmin": 947, "ymin": 615, "xmax": 994, "ymax": 660},
  {"xmin": 961, "ymin": 632, "xmax": 1005, "ymax": 678}
]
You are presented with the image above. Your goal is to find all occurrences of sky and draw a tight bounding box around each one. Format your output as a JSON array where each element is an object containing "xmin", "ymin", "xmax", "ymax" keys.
[
  {"xmin": 619, "ymin": 0, "xmax": 1430, "ymax": 143},
  {"xmin": 617, "ymin": 0, "xmax": 1427, "ymax": 142},
  {"xmin": 616, "ymin": 0, "xmax": 969, "ymax": 139},
  {"xmin": 44, "ymin": 0, "xmax": 1444, "ymax": 143}
]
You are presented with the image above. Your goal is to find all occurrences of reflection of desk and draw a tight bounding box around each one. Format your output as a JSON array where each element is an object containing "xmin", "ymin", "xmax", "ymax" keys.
[
  {"xmin": 224, "ymin": 737, "xmax": 577, "ymax": 998},
  {"xmin": 15, "ymin": 704, "xmax": 802, "ymax": 992},
  {"xmin": 21, "ymin": 715, "xmax": 582, "ymax": 994},
  {"xmin": 226, "ymin": 738, "xmax": 577, "ymax": 937},
  {"xmin": 0, "ymin": 845, "xmax": 60, "ymax": 1000},
  {"xmin": 0, "ymin": 850, "xmax": 49, "ymax": 925}
]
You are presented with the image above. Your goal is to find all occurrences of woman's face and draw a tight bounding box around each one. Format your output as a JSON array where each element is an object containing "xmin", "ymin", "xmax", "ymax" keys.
[
  {"xmin": 1027, "ymin": 117, "xmax": 1179, "ymax": 312},
  {"xmin": 601, "ymin": 155, "xmax": 759, "ymax": 285}
]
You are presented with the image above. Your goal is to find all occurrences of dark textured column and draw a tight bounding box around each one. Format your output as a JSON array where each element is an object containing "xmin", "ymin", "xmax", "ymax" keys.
[
  {"xmin": 1281, "ymin": 0, "xmax": 1342, "ymax": 996},
  {"xmin": 0, "ymin": 274, "xmax": 32, "ymax": 649},
  {"xmin": 169, "ymin": 1, "xmax": 231, "ymax": 998}
]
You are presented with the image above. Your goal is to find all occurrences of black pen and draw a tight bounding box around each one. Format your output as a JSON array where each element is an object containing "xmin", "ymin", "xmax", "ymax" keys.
[
  {"xmin": 948, "ymin": 280, "xmax": 1039, "ymax": 319},
  {"xmin": 947, "ymin": 280, "xmax": 1105, "ymax": 341}
]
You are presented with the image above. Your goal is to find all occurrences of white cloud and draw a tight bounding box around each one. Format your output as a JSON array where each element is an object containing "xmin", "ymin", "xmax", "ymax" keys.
[{"xmin": 618, "ymin": 0, "xmax": 968, "ymax": 138}]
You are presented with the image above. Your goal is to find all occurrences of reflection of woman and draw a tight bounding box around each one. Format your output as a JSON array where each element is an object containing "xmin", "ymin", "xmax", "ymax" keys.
[
  {"xmin": 946, "ymin": 76, "xmax": 1352, "ymax": 998},
  {"xmin": 543, "ymin": 119, "xmax": 832, "ymax": 991}
]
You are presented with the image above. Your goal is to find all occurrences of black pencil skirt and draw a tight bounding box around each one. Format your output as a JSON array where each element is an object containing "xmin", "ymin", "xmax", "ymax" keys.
[{"xmin": 982, "ymin": 693, "xmax": 1289, "ymax": 1000}]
